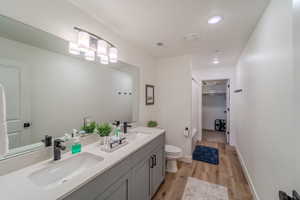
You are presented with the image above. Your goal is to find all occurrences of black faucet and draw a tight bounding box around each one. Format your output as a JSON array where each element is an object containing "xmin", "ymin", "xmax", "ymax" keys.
[
  {"xmin": 53, "ymin": 139, "xmax": 66, "ymax": 161},
  {"xmin": 113, "ymin": 120, "xmax": 120, "ymax": 126},
  {"xmin": 123, "ymin": 122, "xmax": 132, "ymax": 134}
]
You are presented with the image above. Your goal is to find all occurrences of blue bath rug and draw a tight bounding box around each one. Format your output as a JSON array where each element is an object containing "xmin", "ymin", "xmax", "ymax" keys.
[{"xmin": 193, "ymin": 145, "xmax": 219, "ymax": 165}]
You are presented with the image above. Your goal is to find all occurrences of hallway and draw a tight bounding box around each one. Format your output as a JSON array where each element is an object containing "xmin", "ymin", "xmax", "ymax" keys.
[
  {"xmin": 153, "ymin": 141, "xmax": 252, "ymax": 200},
  {"xmin": 202, "ymin": 130, "xmax": 227, "ymax": 144}
]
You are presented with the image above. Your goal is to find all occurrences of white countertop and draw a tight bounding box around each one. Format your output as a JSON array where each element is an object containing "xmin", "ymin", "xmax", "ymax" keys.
[{"xmin": 0, "ymin": 127, "xmax": 164, "ymax": 200}]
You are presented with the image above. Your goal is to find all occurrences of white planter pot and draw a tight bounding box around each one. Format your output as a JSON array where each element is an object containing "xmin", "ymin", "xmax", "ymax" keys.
[{"xmin": 99, "ymin": 136, "xmax": 108, "ymax": 145}]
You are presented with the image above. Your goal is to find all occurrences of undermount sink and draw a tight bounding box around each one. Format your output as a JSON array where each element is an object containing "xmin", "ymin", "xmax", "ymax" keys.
[
  {"xmin": 126, "ymin": 132, "xmax": 149, "ymax": 141},
  {"xmin": 28, "ymin": 152, "xmax": 104, "ymax": 189}
]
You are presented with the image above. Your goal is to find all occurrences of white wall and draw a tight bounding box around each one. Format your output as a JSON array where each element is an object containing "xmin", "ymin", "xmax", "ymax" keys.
[
  {"xmin": 156, "ymin": 55, "xmax": 192, "ymax": 160},
  {"xmin": 235, "ymin": 0, "xmax": 298, "ymax": 199},
  {"xmin": 193, "ymin": 66, "xmax": 236, "ymax": 146},
  {"xmin": 202, "ymin": 94, "xmax": 226, "ymax": 130},
  {"xmin": 0, "ymin": 36, "xmax": 135, "ymax": 144},
  {"xmin": 0, "ymin": 0, "xmax": 157, "ymax": 124}
]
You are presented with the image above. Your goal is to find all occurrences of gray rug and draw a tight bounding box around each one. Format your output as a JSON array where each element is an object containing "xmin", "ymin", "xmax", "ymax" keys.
[{"xmin": 182, "ymin": 177, "xmax": 229, "ymax": 200}]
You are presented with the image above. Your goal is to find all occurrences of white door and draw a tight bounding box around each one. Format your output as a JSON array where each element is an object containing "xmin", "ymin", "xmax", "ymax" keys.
[
  {"xmin": 0, "ymin": 60, "xmax": 31, "ymax": 149},
  {"xmin": 226, "ymin": 80, "xmax": 230, "ymax": 144}
]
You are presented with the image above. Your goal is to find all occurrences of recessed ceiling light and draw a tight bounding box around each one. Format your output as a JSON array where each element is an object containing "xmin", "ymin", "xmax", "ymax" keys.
[{"xmin": 208, "ymin": 16, "xmax": 223, "ymax": 24}]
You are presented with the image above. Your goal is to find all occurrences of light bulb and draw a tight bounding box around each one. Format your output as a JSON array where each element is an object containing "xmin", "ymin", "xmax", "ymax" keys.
[
  {"xmin": 100, "ymin": 55, "xmax": 109, "ymax": 65},
  {"xmin": 69, "ymin": 42, "xmax": 80, "ymax": 55},
  {"xmin": 109, "ymin": 47, "xmax": 118, "ymax": 63},
  {"xmin": 78, "ymin": 31, "xmax": 90, "ymax": 51},
  {"xmin": 85, "ymin": 50, "xmax": 95, "ymax": 61},
  {"xmin": 97, "ymin": 40, "xmax": 108, "ymax": 57}
]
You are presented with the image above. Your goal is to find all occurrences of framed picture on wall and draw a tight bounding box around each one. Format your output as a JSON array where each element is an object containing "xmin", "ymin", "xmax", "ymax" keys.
[{"xmin": 145, "ymin": 84, "xmax": 155, "ymax": 105}]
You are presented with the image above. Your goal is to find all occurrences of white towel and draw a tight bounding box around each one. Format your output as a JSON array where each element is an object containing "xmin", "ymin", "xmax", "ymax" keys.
[{"xmin": 0, "ymin": 84, "xmax": 9, "ymax": 156}]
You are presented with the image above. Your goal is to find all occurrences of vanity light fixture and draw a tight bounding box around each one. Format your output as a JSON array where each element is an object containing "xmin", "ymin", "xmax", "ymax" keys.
[
  {"xmin": 69, "ymin": 27, "xmax": 118, "ymax": 64},
  {"xmin": 208, "ymin": 16, "xmax": 223, "ymax": 24}
]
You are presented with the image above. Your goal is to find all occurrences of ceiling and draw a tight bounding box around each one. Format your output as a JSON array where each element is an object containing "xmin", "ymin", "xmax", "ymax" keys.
[{"xmin": 67, "ymin": 0, "xmax": 270, "ymax": 66}]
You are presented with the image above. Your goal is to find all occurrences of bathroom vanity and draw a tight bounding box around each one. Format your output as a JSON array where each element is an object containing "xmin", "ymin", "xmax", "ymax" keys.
[
  {"xmin": 63, "ymin": 129, "xmax": 165, "ymax": 200},
  {"xmin": 0, "ymin": 128, "xmax": 165, "ymax": 200}
]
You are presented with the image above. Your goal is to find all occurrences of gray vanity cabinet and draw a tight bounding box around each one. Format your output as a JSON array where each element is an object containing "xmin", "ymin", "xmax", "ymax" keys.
[
  {"xmin": 131, "ymin": 157, "xmax": 151, "ymax": 200},
  {"xmin": 150, "ymin": 146, "xmax": 165, "ymax": 197},
  {"xmin": 64, "ymin": 133, "xmax": 165, "ymax": 200},
  {"xmin": 131, "ymin": 143, "xmax": 165, "ymax": 200},
  {"xmin": 95, "ymin": 173, "xmax": 132, "ymax": 200}
]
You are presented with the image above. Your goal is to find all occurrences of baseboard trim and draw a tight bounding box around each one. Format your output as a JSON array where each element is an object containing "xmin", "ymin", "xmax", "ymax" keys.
[
  {"xmin": 236, "ymin": 146, "xmax": 260, "ymax": 200},
  {"xmin": 180, "ymin": 155, "xmax": 192, "ymax": 163}
]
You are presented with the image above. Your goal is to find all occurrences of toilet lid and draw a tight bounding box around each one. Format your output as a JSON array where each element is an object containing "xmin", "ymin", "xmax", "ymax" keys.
[{"xmin": 165, "ymin": 145, "xmax": 182, "ymax": 154}]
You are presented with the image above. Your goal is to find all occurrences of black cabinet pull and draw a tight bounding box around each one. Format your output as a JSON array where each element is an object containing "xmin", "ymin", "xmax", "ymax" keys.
[
  {"xmin": 153, "ymin": 155, "xmax": 157, "ymax": 167},
  {"xmin": 150, "ymin": 155, "xmax": 154, "ymax": 168}
]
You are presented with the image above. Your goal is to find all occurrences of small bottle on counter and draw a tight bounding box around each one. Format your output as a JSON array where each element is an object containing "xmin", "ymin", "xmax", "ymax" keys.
[{"xmin": 71, "ymin": 129, "xmax": 81, "ymax": 154}]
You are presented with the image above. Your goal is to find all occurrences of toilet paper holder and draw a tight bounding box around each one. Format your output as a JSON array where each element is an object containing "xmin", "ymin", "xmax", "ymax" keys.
[{"xmin": 184, "ymin": 127, "xmax": 189, "ymax": 137}]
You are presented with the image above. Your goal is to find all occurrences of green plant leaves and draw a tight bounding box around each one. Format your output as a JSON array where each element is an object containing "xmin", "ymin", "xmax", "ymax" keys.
[{"xmin": 96, "ymin": 123, "xmax": 112, "ymax": 137}]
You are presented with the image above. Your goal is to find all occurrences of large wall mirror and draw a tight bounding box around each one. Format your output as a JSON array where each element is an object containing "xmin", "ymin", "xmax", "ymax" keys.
[{"xmin": 0, "ymin": 15, "xmax": 139, "ymax": 160}]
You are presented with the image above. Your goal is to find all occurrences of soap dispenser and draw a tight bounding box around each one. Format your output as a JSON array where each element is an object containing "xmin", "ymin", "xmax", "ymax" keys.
[
  {"xmin": 71, "ymin": 129, "xmax": 81, "ymax": 154},
  {"xmin": 112, "ymin": 121, "xmax": 121, "ymax": 140}
]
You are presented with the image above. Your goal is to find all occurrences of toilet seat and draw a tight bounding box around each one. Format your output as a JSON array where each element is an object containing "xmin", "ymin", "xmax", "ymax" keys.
[
  {"xmin": 165, "ymin": 145, "xmax": 182, "ymax": 154},
  {"xmin": 165, "ymin": 145, "xmax": 182, "ymax": 173}
]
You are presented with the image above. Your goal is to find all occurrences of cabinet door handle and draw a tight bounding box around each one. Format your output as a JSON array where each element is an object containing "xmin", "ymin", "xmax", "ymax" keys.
[
  {"xmin": 150, "ymin": 155, "xmax": 154, "ymax": 168},
  {"xmin": 153, "ymin": 154, "xmax": 157, "ymax": 167}
]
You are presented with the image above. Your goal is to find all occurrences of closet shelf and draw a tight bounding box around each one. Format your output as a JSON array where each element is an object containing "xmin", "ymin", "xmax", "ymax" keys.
[{"xmin": 203, "ymin": 91, "xmax": 226, "ymax": 95}]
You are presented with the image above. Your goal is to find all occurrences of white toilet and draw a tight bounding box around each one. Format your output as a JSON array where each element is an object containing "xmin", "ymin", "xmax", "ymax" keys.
[{"xmin": 165, "ymin": 144, "xmax": 182, "ymax": 173}]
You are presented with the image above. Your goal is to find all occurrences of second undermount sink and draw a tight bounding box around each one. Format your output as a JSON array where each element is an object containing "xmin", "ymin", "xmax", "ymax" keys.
[
  {"xmin": 28, "ymin": 152, "xmax": 104, "ymax": 189},
  {"xmin": 126, "ymin": 132, "xmax": 150, "ymax": 141}
]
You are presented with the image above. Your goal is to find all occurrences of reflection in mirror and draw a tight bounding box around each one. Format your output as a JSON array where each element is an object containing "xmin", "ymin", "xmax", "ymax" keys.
[{"xmin": 0, "ymin": 15, "xmax": 139, "ymax": 160}]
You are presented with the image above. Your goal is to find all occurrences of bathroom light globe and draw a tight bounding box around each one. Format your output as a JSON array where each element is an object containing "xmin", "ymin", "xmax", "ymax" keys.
[
  {"xmin": 78, "ymin": 31, "xmax": 90, "ymax": 52},
  {"xmin": 109, "ymin": 47, "xmax": 118, "ymax": 63}
]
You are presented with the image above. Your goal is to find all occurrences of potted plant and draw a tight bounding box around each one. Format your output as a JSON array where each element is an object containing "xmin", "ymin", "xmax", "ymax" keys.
[
  {"xmin": 80, "ymin": 121, "xmax": 97, "ymax": 134},
  {"xmin": 147, "ymin": 120, "xmax": 158, "ymax": 128},
  {"xmin": 96, "ymin": 123, "xmax": 112, "ymax": 145}
]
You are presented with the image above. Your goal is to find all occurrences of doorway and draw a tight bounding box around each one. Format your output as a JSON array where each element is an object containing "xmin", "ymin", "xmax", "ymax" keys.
[{"xmin": 201, "ymin": 79, "xmax": 230, "ymax": 144}]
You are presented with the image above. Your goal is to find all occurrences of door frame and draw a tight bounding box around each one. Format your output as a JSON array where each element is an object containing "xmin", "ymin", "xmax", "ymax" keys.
[
  {"xmin": 200, "ymin": 78, "xmax": 231, "ymax": 145},
  {"xmin": 191, "ymin": 78, "xmax": 202, "ymax": 146}
]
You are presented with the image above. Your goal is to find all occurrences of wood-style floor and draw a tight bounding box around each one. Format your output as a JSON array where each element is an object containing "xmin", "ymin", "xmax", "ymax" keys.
[
  {"xmin": 202, "ymin": 129, "xmax": 227, "ymax": 144},
  {"xmin": 153, "ymin": 141, "xmax": 253, "ymax": 200}
]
